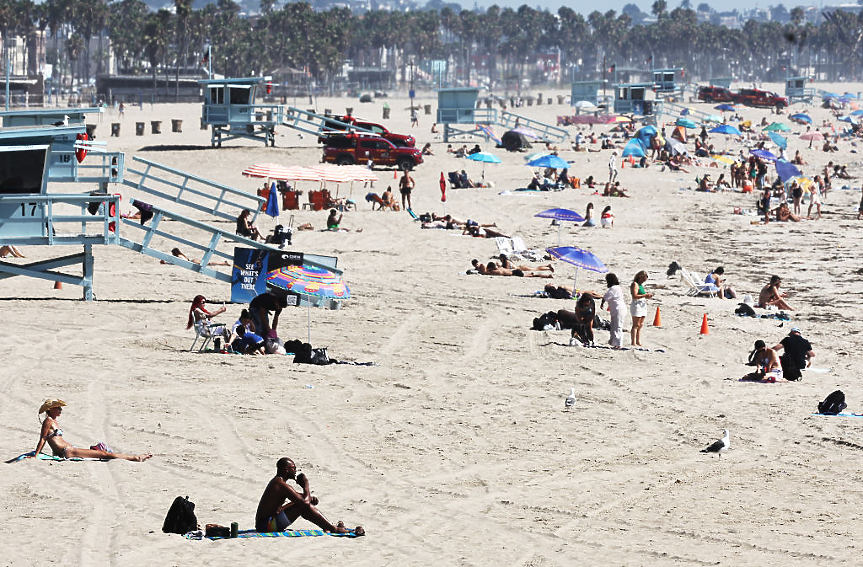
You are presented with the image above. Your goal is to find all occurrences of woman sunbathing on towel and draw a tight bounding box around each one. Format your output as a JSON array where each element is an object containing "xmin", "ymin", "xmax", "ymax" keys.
[
  {"xmin": 470, "ymin": 259, "xmax": 552, "ymax": 278},
  {"xmin": 29, "ymin": 399, "xmax": 152, "ymax": 461},
  {"xmin": 498, "ymin": 254, "xmax": 554, "ymax": 272},
  {"xmin": 463, "ymin": 225, "xmax": 508, "ymax": 238}
]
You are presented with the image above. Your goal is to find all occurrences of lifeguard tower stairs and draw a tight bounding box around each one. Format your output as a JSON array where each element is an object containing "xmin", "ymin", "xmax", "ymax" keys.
[
  {"xmin": 0, "ymin": 121, "xmax": 341, "ymax": 303},
  {"xmin": 435, "ymin": 88, "xmax": 569, "ymax": 144}
]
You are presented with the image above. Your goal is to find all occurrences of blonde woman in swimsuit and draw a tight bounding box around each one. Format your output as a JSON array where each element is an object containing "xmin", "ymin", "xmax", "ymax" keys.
[{"xmin": 29, "ymin": 399, "xmax": 152, "ymax": 461}]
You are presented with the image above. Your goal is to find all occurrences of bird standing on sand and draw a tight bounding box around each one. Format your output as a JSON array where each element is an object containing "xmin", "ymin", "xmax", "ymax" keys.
[
  {"xmin": 701, "ymin": 429, "xmax": 730, "ymax": 459},
  {"xmin": 564, "ymin": 388, "xmax": 576, "ymax": 411},
  {"xmin": 52, "ymin": 115, "xmax": 69, "ymax": 127}
]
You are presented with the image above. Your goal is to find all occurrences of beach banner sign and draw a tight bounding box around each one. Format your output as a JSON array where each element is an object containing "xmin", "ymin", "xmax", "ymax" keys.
[{"xmin": 231, "ymin": 248, "xmax": 303, "ymax": 303}]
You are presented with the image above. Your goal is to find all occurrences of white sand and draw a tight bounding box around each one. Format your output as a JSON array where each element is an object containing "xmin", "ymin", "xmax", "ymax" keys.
[{"xmin": 3, "ymin": 83, "xmax": 863, "ymax": 565}]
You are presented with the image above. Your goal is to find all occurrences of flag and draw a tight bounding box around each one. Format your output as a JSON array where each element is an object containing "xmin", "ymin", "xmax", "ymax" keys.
[{"xmin": 439, "ymin": 172, "xmax": 446, "ymax": 202}]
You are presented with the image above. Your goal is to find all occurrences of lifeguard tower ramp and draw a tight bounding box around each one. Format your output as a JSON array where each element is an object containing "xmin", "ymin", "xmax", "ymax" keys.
[
  {"xmin": 0, "ymin": 125, "xmax": 342, "ymax": 304},
  {"xmin": 281, "ymin": 107, "xmax": 377, "ymax": 138},
  {"xmin": 785, "ymin": 76, "xmax": 816, "ymax": 104},
  {"xmin": 436, "ymin": 87, "xmax": 568, "ymax": 144},
  {"xmin": 654, "ymin": 100, "xmax": 715, "ymax": 126},
  {"xmin": 200, "ymin": 76, "xmax": 285, "ymax": 147}
]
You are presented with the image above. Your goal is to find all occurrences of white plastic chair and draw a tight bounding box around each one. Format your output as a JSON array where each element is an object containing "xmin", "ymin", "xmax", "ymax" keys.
[
  {"xmin": 679, "ymin": 268, "xmax": 719, "ymax": 297},
  {"xmin": 190, "ymin": 320, "xmax": 227, "ymax": 352}
]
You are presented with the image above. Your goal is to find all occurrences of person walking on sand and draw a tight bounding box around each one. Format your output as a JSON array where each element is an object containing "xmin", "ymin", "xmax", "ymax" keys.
[
  {"xmin": 255, "ymin": 457, "xmax": 364, "ymax": 536},
  {"xmin": 410, "ymin": 107, "xmax": 419, "ymax": 128},
  {"xmin": 399, "ymin": 169, "xmax": 415, "ymax": 210},
  {"xmin": 629, "ymin": 271, "xmax": 653, "ymax": 347},
  {"xmin": 29, "ymin": 399, "xmax": 152, "ymax": 462},
  {"xmin": 608, "ymin": 151, "xmax": 618, "ymax": 184},
  {"xmin": 601, "ymin": 273, "xmax": 626, "ymax": 348}
]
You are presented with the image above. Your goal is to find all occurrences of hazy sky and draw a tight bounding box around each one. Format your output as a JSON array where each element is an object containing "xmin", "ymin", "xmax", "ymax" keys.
[{"xmin": 470, "ymin": 0, "xmax": 819, "ymax": 15}]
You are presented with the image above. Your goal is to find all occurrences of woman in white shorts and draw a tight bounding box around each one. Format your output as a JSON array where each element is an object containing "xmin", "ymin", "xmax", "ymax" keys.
[
  {"xmin": 807, "ymin": 184, "xmax": 821, "ymax": 219},
  {"xmin": 629, "ymin": 270, "xmax": 653, "ymax": 347}
]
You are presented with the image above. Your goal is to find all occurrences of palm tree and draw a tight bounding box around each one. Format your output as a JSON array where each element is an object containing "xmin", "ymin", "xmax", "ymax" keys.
[
  {"xmin": 143, "ymin": 10, "xmax": 170, "ymax": 99},
  {"xmin": 174, "ymin": 0, "xmax": 193, "ymax": 101}
]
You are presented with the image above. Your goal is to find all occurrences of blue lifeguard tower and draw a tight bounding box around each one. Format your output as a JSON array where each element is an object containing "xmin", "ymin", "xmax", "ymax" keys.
[
  {"xmin": 0, "ymin": 122, "xmax": 344, "ymax": 303},
  {"xmin": 652, "ymin": 68, "xmax": 684, "ymax": 94},
  {"xmin": 570, "ymin": 81, "xmax": 604, "ymax": 107},
  {"xmin": 785, "ymin": 76, "xmax": 815, "ymax": 104},
  {"xmin": 200, "ymin": 76, "xmax": 285, "ymax": 147},
  {"xmin": 613, "ymin": 83, "xmax": 656, "ymax": 116},
  {"xmin": 0, "ymin": 107, "xmax": 104, "ymax": 128},
  {"xmin": 436, "ymin": 87, "xmax": 568, "ymax": 144}
]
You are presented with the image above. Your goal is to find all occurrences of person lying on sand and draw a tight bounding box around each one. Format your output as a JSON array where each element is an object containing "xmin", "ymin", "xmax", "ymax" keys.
[
  {"xmin": 470, "ymin": 260, "xmax": 552, "ymax": 278},
  {"xmin": 463, "ymin": 225, "xmax": 508, "ymax": 238},
  {"xmin": 255, "ymin": 457, "xmax": 364, "ymax": 536},
  {"xmin": 757, "ymin": 275, "xmax": 793, "ymax": 311},
  {"xmin": 161, "ymin": 247, "xmax": 231, "ymax": 266},
  {"xmin": 498, "ymin": 254, "xmax": 554, "ymax": 272},
  {"xmin": 29, "ymin": 399, "xmax": 152, "ymax": 462}
]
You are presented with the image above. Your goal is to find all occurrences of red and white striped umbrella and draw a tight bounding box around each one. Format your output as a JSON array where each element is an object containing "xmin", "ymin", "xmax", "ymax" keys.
[
  {"xmin": 307, "ymin": 164, "xmax": 355, "ymax": 183},
  {"xmin": 242, "ymin": 163, "xmax": 295, "ymax": 180},
  {"xmin": 281, "ymin": 166, "xmax": 321, "ymax": 181}
]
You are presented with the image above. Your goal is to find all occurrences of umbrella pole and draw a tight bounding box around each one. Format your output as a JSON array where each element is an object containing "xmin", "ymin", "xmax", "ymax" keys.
[
  {"xmin": 307, "ymin": 301, "xmax": 311, "ymax": 344},
  {"xmin": 557, "ymin": 223, "xmax": 562, "ymax": 247},
  {"xmin": 573, "ymin": 266, "xmax": 579, "ymax": 294}
]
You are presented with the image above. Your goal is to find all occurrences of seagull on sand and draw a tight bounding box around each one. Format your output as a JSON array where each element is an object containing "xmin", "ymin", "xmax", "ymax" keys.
[
  {"xmin": 52, "ymin": 115, "xmax": 69, "ymax": 127},
  {"xmin": 564, "ymin": 388, "xmax": 576, "ymax": 411},
  {"xmin": 701, "ymin": 429, "xmax": 730, "ymax": 459}
]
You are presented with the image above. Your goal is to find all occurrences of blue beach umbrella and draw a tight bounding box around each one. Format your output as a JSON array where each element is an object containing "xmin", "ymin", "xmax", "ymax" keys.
[
  {"xmin": 839, "ymin": 116, "xmax": 858, "ymax": 125},
  {"xmin": 775, "ymin": 161, "xmax": 802, "ymax": 183},
  {"xmin": 265, "ymin": 181, "xmax": 279, "ymax": 218},
  {"xmin": 767, "ymin": 131, "xmax": 787, "ymax": 150},
  {"xmin": 527, "ymin": 154, "xmax": 570, "ymax": 169},
  {"xmin": 676, "ymin": 117, "xmax": 697, "ymax": 129},
  {"xmin": 709, "ymin": 124, "xmax": 742, "ymax": 136},
  {"xmin": 622, "ymin": 139, "xmax": 646, "ymax": 158},
  {"xmin": 790, "ymin": 113, "xmax": 812, "ymax": 124},
  {"xmin": 467, "ymin": 151, "xmax": 502, "ymax": 179},
  {"xmin": 546, "ymin": 246, "xmax": 609, "ymax": 290},
  {"xmin": 536, "ymin": 208, "xmax": 585, "ymax": 246},
  {"xmin": 715, "ymin": 104, "xmax": 736, "ymax": 112},
  {"xmin": 851, "ymin": 110, "xmax": 863, "ymax": 116},
  {"xmin": 750, "ymin": 149, "xmax": 777, "ymax": 162}
]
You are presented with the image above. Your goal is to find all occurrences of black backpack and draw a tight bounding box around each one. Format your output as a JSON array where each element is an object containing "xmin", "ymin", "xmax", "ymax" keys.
[
  {"xmin": 818, "ymin": 390, "xmax": 847, "ymax": 415},
  {"xmin": 162, "ymin": 496, "xmax": 198, "ymax": 534}
]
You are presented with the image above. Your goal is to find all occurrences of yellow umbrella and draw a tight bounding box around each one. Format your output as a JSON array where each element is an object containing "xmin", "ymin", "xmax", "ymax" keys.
[{"xmin": 710, "ymin": 154, "xmax": 734, "ymax": 165}]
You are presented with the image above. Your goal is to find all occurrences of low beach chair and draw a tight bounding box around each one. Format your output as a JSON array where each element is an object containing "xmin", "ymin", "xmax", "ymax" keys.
[
  {"xmin": 679, "ymin": 268, "xmax": 719, "ymax": 297},
  {"xmin": 190, "ymin": 320, "xmax": 227, "ymax": 352}
]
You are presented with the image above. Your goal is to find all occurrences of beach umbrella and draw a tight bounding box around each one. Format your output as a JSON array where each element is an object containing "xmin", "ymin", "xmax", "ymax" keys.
[
  {"xmin": 527, "ymin": 154, "xmax": 569, "ymax": 169},
  {"xmin": 767, "ymin": 132, "xmax": 787, "ymax": 150},
  {"xmin": 622, "ymin": 139, "xmax": 645, "ymax": 158},
  {"xmin": 668, "ymin": 138, "xmax": 688, "ymax": 156},
  {"xmin": 750, "ymin": 149, "xmax": 777, "ymax": 161},
  {"xmin": 763, "ymin": 122, "xmax": 791, "ymax": 132},
  {"xmin": 574, "ymin": 100, "xmax": 596, "ymax": 110},
  {"xmin": 535, "ymin": 208, "xmax": 585, "ymax": 246},
  {"xmin": 704, "ymin": 115, "xmax": 722, "ymax": 123},
  {"xmin": 546, "ymin": 246, "xmax": 609, "ymax": 291},
  {"xmin": 790, "ymin": 113, "xmax": 812, "ymax": 124},
  {"xmin": 467, "ymin": 151, "xmax": 502, "ymax": 180},
  {"xmin": 523, "ymin": 151, "xmax": 550, "ymax": 162},
  {"xmin": 265, "ymin": 181, "xmax": 279, "ymax": 218},
  {"xmin": 710, "ymin": 154, "xmax": 735, "ymax": 165},
  {"xmin": 680, "ymin": 107, "xmax": 694, "ymax": 115},
  {"xmin": 715, "ymin": 104, "xmax": 736, "ymax": 112},
  {"xmin": 242, "ymin": 163, "xmax": 294, "ymax": 181},
  {"xmin": 675, "ymin": 117, "xmax": 697, "ymax": 129},
  {"xmin": 776, "ymin": 161, "xmax": 802, "ymax": 183},
  {"xmin": 513, "ymin": 127, "xmax": 541, "ymax": 139},
  {"xmin": 851, "ymin": 109, "xmax": 863, "ymax": 116},
  {"xmin": 800, "ymin": 131, "xmax": 824, "ymax": 141},
  {"xmin": 839, "ymin": 115, "xmax": 858, "ymax": 125},
  {"xmin": 266, "ymin": 264, "xmax": 350, "ymax": 343},
  {"xmin": 709, "ymin": 124, "xmax": 742, "ymax": 136}
]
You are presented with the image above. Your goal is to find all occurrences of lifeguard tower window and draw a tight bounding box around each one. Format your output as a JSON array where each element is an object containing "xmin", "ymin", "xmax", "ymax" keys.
[
  {"xmin": 210, "ymin": 86, "xmax": 225, "ymax": 104},
  {"xmin": 630, "ymin": 87, "xmax": 646, "ymax": 101},
  {"xmin": 229, "ymin": 85, "xmax": 251, "ymax": 105},
  {"xmin": 0, "ymin": 145, "xmax": 47, "ymax": 194}
]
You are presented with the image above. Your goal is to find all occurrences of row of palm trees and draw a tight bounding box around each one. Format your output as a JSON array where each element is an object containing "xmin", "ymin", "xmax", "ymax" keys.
[{"xmin": 3, "ymin": 0, "xmax": 863, "ymax": 96}]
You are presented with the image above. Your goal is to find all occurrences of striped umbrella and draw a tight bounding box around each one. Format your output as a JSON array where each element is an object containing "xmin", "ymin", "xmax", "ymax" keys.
[
  {"xmin": 266, "ymin": 264, "xmax": 350, "ymax": 342},
  {"xmin": 242, "ymin": 163, "xmax": 295, "ymax": 180}
]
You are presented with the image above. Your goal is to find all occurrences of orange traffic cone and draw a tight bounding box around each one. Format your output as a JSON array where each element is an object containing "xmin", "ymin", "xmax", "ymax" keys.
[
  {"xmin": 393, "ymin": 169, "xmax": 398, "ymax": 179},
  {"xmin": 652, "ymin": 307, "xmax": 662, "ymax": 327},
  {"xmin": 699, "ymin": 313, "xmax": 709, "ymax": 335},
  {"xmin": 621, "ymin": 158, "xmax": 625, "ymax": 169},
  {"xmin": 54, "ymin": 281, "xmax": 62, "ymax": 290}
]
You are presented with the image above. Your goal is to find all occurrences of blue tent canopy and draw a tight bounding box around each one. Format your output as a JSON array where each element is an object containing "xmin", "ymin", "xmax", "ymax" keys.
[{"xmin": 622, "ymin": 139, "xmax": 646, "ymax": 158}]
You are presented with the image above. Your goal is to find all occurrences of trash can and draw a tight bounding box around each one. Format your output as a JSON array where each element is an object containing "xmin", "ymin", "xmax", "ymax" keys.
[
  {"xmin": 547, "ymin": 97, "xmax": 553, "ymax": 105},
  {"xmin": 266, "ymin": 110, "xmax": 273, "ymax": 121},
  {"xmin": 557, "ymin": 95, "xmax": 565, "ymax": 104},
  {"xmin": 324, "ymin": 108, "xmax": 331, "ymax": 116},
  {"xmin": 135, "ymin": 122, "xmax": 145, "ymax": 136},
  {"xmin": 527, "ymin": 97, "xmax": 534, "ymax": 107},
  {"xmin": 486, "ymin": 99, "xmax": 492, "ymax": 109},
  {"xmin": 85, "ymin": 124, "xmax": 97, "ymax": 138},
  {"xmin": 200, "ymin": 117, "xmax": 207, "ymax": 130},
  {"xmin": 536, "ymin": 94, "xmax": 543, "ymax": 106},
  {"xmin": 150, "ymin": 120, "xmax": 161, "ymax": 134},
  {"xmin": 424, "ymin": 104, "xmax": 432, "ymax": 115},
  {"xmin": 255, "ymin": 111, "xmax": 263, "ymax": 121},
  {"xmin": 111, "ymin": 123, "xmax": 120, "ymax": 137},
  {"xmin": 171, "ymin": 119, "xmax": 182, "ymax": 133}
]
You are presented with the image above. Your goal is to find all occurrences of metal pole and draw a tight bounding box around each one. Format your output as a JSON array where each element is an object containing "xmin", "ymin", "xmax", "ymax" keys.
[{"xmin": 5, "ymin": 59, "xmax": 10, "ymax": 111}]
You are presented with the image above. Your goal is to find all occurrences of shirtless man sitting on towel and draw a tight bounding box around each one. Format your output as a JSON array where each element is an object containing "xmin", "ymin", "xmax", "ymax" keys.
[{"xmin": 255, "ymin": 457, "xmax": 364, "ymax": 535}]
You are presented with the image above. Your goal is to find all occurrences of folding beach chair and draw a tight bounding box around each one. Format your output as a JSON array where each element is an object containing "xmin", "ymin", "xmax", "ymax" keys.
[
  {"xmin": 679, "ymin": 268, "xmax": 719, "ymax": 297},
  {"xmin": 190, "ymin": 320, "xmax": 228, "ymax": 352}
]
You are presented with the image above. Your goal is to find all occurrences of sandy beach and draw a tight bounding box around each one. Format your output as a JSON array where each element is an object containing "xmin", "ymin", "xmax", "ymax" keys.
[{"xmin": 3, "ymin": 82, "xmax": 863, "ymax": 566}]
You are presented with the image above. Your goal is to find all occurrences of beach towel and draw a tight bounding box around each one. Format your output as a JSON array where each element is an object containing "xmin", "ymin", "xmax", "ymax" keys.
[
  {"xmin": 810, "ymin": 413, "xmax": 863, "ymax": 418},
  {"xmin": 204, "ymin": 529, "xmax": 361, "ymax": 540},
  {"xmin": 5, "ymin": 451, "xmax": 106, "ymax": 463}
]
